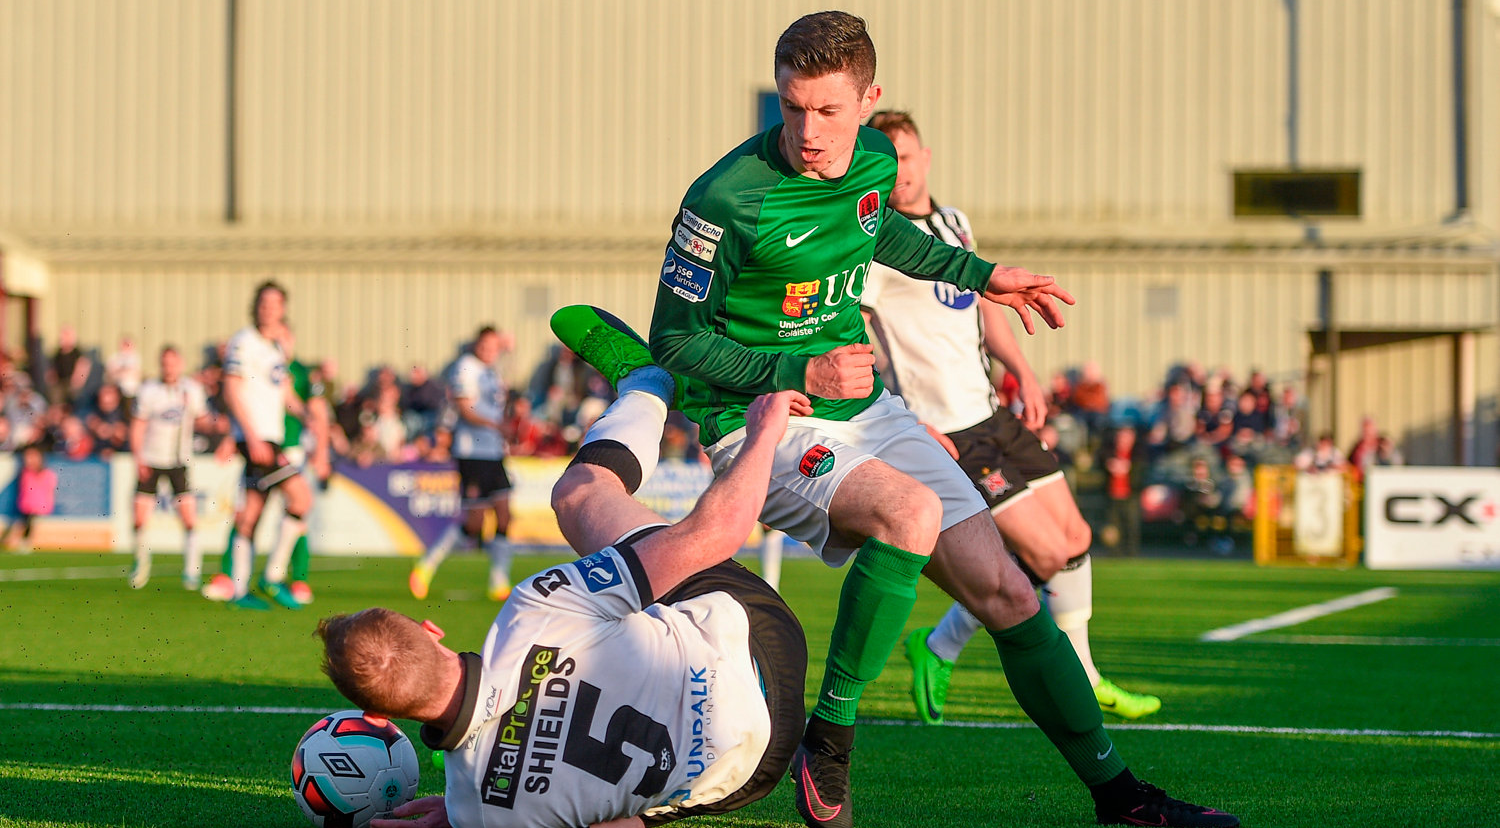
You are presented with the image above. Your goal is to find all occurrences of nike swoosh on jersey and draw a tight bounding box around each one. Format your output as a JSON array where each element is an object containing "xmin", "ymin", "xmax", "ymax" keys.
[{"xmin": 785, "ymin": 226, "xmax": 819, "ymax": 247}]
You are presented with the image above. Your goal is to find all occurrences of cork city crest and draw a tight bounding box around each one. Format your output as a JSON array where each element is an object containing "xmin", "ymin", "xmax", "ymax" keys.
[
  {"xmin": 783, "ymin": 280, "xmax": 821, "ymax": 318},
  {"xmin": 799, "ymin": 445, "xmax": 836, "ymax": 478},
  {"xmin": 857, "ymin": 189, "xmax": 881, "ymax": 236}
]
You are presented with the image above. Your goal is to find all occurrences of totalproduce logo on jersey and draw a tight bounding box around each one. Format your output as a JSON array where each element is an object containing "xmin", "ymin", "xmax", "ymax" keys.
[
  {"xmin": 799, "ymin": 445, "xmax": 836, "ymax": 479},
  {"xmin": 857, "ymin": 189, "xmax": 881, "ymax": 236},
  {"xmin": 482, "ymin": 645, "xmax": 560, "ymax": 808},
  {"xmin": 933, "ymin": 282, "xmax": 978, "ymax": 310},
  {"xmin": 782, "ymin": 280, "xmax": 821, "ymax": 318}
]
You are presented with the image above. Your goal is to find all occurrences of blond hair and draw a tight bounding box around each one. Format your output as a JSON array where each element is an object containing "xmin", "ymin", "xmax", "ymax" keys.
[{"xmin": 316, "ymin": 608, "xmax": 442, "ymax": 717}]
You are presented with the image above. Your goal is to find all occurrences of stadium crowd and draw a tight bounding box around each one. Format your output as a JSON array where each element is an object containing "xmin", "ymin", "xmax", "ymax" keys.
[{"xmin": 0, "ymin": 325, "xmax": 706, "ymax": 470}]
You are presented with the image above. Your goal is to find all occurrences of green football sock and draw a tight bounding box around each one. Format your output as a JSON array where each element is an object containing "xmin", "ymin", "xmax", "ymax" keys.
[
  {"xmin": 811, "ymin": 538, "xmax": 929, "ymax": 726},
  {"xmin": 988, "ymin": 609, "xmax": 1127, "ymax": 785},
  {"xmin": 219, "ymin": 527, "xmax": 237, "ymax": 575},
  {"xmin": 290, "ymin": 535, "xmax": 310, "ymax": 583}
]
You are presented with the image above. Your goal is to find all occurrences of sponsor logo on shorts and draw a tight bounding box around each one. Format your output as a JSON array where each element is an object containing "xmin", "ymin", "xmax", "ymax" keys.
[
  {"xmin": 799, "ymin": 445, "xmax": 836, "ymax": 479},
  {"xmin": 573, "ymin": 551, "xmax": 623, "ymax": 593},
  {"xmin": 661, "ymin": 248, "xmax": 714, "ymax": 303},
  {"xmin": 674, "ymin": 225, "xmax": 717, "ymax": 262},
  {"xmin": 980, "ymin": 468, "xmax": 1012, "ymax": 496},
  {"xmin": 783, "ymin": 280, "xmax": 821, "ymax": 318},
  {"xmin": 680, "ymin": 208, "xmax": 725, "ymax": 241},
  {"xmin": 857, "ymin": 190, "xmax": 881, "ymax": 236}
]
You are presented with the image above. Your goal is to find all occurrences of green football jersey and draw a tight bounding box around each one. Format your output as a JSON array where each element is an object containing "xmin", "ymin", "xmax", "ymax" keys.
[
  {"xmin": 650, "ymin": 125, "xmax": 995, "ymax": 444},
  {"xmin": 282, "ymin": 360, "xmax": 315, "ymax": 446}
]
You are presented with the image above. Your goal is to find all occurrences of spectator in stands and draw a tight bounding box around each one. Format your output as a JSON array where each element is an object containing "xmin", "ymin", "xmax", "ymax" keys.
[
  {"xmin": 1195, "ymin": 381, "xmax": 1234, "ymax": 447},
  {"xmin": 1272, "ymin": 386, "xmax": 1304, "ymax": 448},
  {"xmin": 1181, "ymin": 457, "xmax": 1222, "ymax": 546},
  {"xmin": 1070, "ymin": 360, "xmax": 1110, "ymax": 438},
  {"xmin": 1099, "ymin": 425, "xmax": 1143, "ymax": 556},
  {"xmin": 1230, "ymin": 389, "xmax": 1270, "ymax": 435},
  {"xmin": 1346, "ymin": 416, "xmax": 1380, "ymax": 482},
  {"xmin": 1245, "ymin": 369, "xmax": 1273, "ymax": 418},
  {"xmin": 526, "ymin": 344, "xmax": 589, "ymax": 416},
  {"xmin": 500, "ymin": 391, "xmax": 549, "ymax": 457},
  {"xmin": 334, "ymin": 385, "xmax": 364, "ymax": 446},
  {"xmin": 402, "ymin": 363, "xmax": 446, "ymax": 433},
  {"xmin": 48, "ymin": 325, "xmax": 95, "ymax": 408},
  {"xmin": 3, "ymin": 445, "xmax": 56, "ymax": 552},
  {"xmin": 1156, "ymin": 383, "xmax": 1198, "ymax": 449},
  {"xmin": 371, "ymin": 383, "xmax": 408, "ymax": 459},
  {"xmin": 1046, "ymin": 370, "xmax": 1073, "ymax": 420},
  {"xmin": 1373, "ymin": 434, "xmax": 1404, "ymax": 468},
  {"xmin": 1295, "ymin": 433, "xmax": 1346, "ymax": 473},
  {"xmin": 2, "ymin": 372, "xmax": 47, "ymax": 447},
  {"xmin": 105, "ymin": 336, "xmax": 142, "ymax": 408},
  {"xmin": 1218, "ymin": 454, "xmax": 1255, "ymax": 522},
  {"xmin": 85, "ymin": 383, "xmax": 130, "ymax": 457},
  {"xmin": 53, "ymin": 412, "xmax": 94, "ymax": 461}
]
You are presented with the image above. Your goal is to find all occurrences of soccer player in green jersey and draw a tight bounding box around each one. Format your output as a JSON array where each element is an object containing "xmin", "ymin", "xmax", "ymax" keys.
[{"xmin": 637, "ymin": 11, "xmax": 1237, "ymax": 828}]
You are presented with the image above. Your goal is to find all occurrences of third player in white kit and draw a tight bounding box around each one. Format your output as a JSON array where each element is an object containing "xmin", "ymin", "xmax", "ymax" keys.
[{"xmin": 128, "ymin": 345, "xmax": 210, "ymax": 590}]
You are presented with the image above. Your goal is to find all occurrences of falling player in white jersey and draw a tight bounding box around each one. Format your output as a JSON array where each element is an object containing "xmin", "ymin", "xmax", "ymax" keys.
[
  {"xmin": 861, "ymin": 110, "xmax": 1161, "ymax": 722},
  {"xmin": 128, "ymin": 345, "xmax": 211, "ymax": 590},
  {"xmin": 409, "ymin": 326, "xmax": 516, "ymax": 602},
  {"xmin": 220, "ymin": 280, "xmax": 316, "ymax": 610},
  {"xmin": 319, "ymin": 326, "xmax": 809, "ymax": 828}
]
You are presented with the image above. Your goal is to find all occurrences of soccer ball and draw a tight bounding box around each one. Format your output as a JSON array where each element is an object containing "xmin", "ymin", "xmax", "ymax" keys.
[{"xmin": 291, "ymin": 710, "xmax": 420, "ymax": 828}]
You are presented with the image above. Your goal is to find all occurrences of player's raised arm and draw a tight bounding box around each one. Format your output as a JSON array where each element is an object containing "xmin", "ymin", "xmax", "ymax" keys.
[
  {"xmin": 632, "ymin": 390, "xmax": 809, "ymax": 595},
  {"xmin": 980, "ymin": 267, "xmax": 1076, "ymax": 335}
]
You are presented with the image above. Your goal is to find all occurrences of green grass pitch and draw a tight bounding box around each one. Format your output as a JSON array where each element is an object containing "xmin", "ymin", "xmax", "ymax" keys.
[{"xmin": 1, "ymin": 551, "xmax": 1496, "ymax": 827}]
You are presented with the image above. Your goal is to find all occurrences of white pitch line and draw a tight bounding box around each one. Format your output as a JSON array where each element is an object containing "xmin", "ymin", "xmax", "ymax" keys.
[
  {"xmin": 860, "ymin": 718, "xmax": 1500, "ymax": 740},
  {"xmin": 1199, "ymin": 586, "xmax": 1398, "ymax": 642},
  {"xmin": 3, "ymin": 705, "xmax": 1494, "ymax": 741},
  {"xmin": 1255, "ymin": 634, "xmax": 1500, "ymax": 647},
  {"xmin": 0, "ymin": 565, "xmax": 128, "ymax": 582}
]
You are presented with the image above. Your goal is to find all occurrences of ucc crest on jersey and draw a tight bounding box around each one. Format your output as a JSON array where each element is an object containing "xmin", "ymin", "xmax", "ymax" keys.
[
  {"xmin": 783, "ymin": 280, "xmax": 821, "ymax": 318},
  {"xmin": 857, "ymin": 189, "xmax": 881, "ymax": 236}
]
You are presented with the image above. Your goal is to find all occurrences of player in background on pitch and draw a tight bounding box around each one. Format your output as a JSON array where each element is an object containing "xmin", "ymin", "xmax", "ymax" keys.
[
  {"xmin": 218, "ymin": 280, "xmax": 316, "ymax": 610},
  {"xmin": 204, "ymin": 325, "xmax": 332, "ymax": 605},
  {"xmin": 321, "ymin": 321, "xmax": 809, "ymax": 828},
  {"xmin": 860, "ymin": 110, "xmax": 1161, "ymax": 723},
  {"xmin": 641, "ymin": 12, "xmax": 1237, "ymax": 827},
  {"xmin": 128, "ymin": 345, "xmax": 212, "ymax": 590},
  {"xmin": 408, "ymin": 325, "xmax": 516, "ymax": 603}
]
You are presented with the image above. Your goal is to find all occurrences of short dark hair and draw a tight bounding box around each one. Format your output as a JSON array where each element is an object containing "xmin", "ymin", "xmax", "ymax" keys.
[
  {"xmin": 250, "ymin": 280, "xmax": 287, "ymax": 321},
  {"xmin": 775, "ymin": 11, "xmax": 876, "ymax": 91},
  {"xmin": 866, "ymin": 110, "xmax": 921, "ymax": 143}
]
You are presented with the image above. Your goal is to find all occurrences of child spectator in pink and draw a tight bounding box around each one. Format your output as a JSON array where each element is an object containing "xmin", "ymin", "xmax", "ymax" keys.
[{"xmin": 4, "ymin": 446, "xmax": 58, "ymax": 552}]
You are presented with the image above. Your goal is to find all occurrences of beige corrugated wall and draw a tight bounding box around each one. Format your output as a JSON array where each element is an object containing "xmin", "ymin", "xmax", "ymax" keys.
[{"xmin": 2, "ymin": 0, "xmax": 1492, "ymax": 232}]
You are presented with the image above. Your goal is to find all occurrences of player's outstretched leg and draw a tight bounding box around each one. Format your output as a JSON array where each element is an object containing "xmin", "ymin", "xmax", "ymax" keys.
[{"xmin": 549, "ymin": 305, "xmax": 679, "ymax": 404}]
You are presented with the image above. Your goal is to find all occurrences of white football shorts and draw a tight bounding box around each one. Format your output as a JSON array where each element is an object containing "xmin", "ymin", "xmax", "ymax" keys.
[{"xmin": 706, "ymin": 391, "xmax": 988, "ymax": 567}]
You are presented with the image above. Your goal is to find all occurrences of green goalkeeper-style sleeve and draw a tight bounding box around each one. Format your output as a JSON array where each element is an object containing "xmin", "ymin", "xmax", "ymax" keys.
[{"xmin": 873, "ymin": 208, "xmax": 996, "ymax": 293}]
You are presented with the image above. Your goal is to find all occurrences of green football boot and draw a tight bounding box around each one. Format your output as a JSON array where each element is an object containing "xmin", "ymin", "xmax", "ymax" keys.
[
  {"xmin": 904, "ymin": 627, "xmax": 955, "ymax": 725},
  {"xmin": 259, "ymin": 578, "xmax": 306, "ymax": 610},
  {"xmin": 228, "ymin": 592, "xmax": 271, "ymax": 611},
  {"xmin": 549, "ymin": 305, "xmax": 679, "ymax": 406},
  {"xmin": 1094, "ymin": 677, "xmax": 1162, "ymax": 720}
]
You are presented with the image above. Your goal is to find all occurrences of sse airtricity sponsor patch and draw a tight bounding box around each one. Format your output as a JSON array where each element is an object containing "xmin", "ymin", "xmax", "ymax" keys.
[
  {"xmin": 680, "ymin": 208, "xmax": 725, "ymax": 241},
  {"xmin": 573, "ymin": 550, "xmax": 623, "ymax": 593},
  {"xmin": 661, "ymin": 248, "xmax": 714, "ymax": 303},
  {"xmin": 673, "ymin": 224, "xmax": 717, "ymax": 262}
]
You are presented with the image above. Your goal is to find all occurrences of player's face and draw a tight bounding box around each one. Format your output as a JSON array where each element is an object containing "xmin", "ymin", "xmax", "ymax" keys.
[
  {"xmin": 776, "ymin": 69, "xmax": 881, "ymax": 180},
  {"xmin": 160, "ymin": 349, "xmax": 182, "ymax": 383},
  {"xmin": 255, "ymin": 288, "xmax": 286, "ymax": 330},
  {"xmin": 886, "ymin": 128, "xmax": 932, "ymax": 214},
  {"xmin": 474, "ymin": 332, "xmax": 501, "ymax": 364}
]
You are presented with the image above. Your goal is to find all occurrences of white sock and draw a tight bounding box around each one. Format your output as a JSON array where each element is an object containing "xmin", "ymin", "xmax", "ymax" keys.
[
  {"xmin": 1045, "ymin": 554, "xmax": 1101, "ymax": 686},
  {"xmin": 133, "ymin": 527, "xmax": 149, "ymax": 568},
  {"xmin": 582, "ymin": 390, "xmax": 667, "ymax": 485},
  {"xmin": 182, "ymin": 530, "xmax": 201, "ymax": 580},
  {"xmin": 263, "ymin": 514, "xmax": 307, "ymax": 584},
  {"xmin": 231, "ymin": 534, "xmax": 255, "ymax": 598},
  {"xmin": 421, "ymin": 522, "xmax": 464, "ymax": 569},
  {"xmin": 485, "ymin": 535, "xmax": 514, "ymax": 589},
  {"xmin": 927, "ymin": 602, "xmax": 982, "ymax": 662}
]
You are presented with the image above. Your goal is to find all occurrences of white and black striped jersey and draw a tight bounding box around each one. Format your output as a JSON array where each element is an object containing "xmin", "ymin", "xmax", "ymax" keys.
[
  {"xmin": 862, "ymin": 202, "xmax": 998, "ymax": 434},
  {"xmin": 133, "ymin": 378, "xmax": 207, "ymax": 469},
  {"xmin": 424, "ymin": 545, "xmax": 770, "ymax": 828}
]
